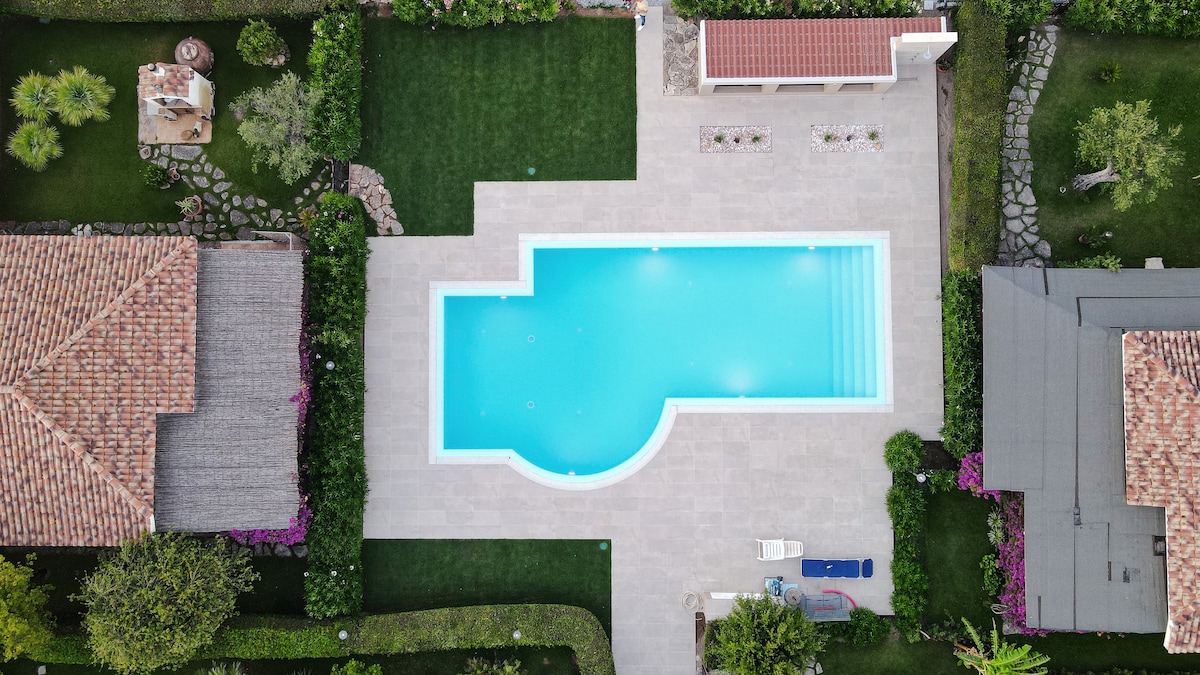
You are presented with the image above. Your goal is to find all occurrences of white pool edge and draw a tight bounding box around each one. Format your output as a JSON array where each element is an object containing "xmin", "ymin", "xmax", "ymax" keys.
[{"xmin": 428, "ymin": 231, "xmax": 894, "ymax": 491}]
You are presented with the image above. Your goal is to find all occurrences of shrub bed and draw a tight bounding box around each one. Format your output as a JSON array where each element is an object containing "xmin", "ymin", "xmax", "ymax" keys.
[
  {"xmin": 304, "ymin": 192, "xmax": 369, "ymax": 618},
  {"xmin": 389, "ymin": 0, "xmax": 558, "ymax": 28},
  {"xmin": 0, "ymin": 0, "xmax": 334, "ymax": 21},
  {"xmin": 1066, "ymin": 0, "xmax": 1200, "ymax": 37},
  {"xmin": 671, "ymin": 0, "xmax": 917, "ymax": 20},
  {"xmin": 888, "ymin": 472, "xmax": 928, "ymax": 641},
  {"xmin": 947, "ymin": 1, "xmax": 1007, "ymax": 273},
  {"xmin": 309, "ymin": 10, "xmax": 362, "ymax": 161},
  {"xmin": 941, "ymin": 270, "xmax": 983, "ymax": 459},
  {"xmin": 35, "ymin": 605, "xmax": 615, "ymax": 675}
]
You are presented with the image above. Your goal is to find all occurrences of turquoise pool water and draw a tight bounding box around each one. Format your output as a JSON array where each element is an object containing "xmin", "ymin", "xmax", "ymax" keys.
[{"xmin": 434, "ymin": 237, "xmax": 888, "ymax": 486}]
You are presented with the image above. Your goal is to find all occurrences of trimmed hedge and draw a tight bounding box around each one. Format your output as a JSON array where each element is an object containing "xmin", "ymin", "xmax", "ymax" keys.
[
  {"xmin": 947, "ymin": 1, "xmax": 1007, "ymax": 273},
  {"xmin": 389, "ymin": 0, "xmax": 558, "ymax": 28},
  {"xmin": 304, "ymin": 192, "xmax": 369, "ymax": 618},
  {"xmin": 34, "ymin": 606, "xmax": 615, "ymax": 675},
  {"xmin": 1066, "ymin": 0, "xmax": 1200, "ymax": 37},
  {"xmin": 671, "ymin": 0, "xmax": 917, "ymax": 20},
  {"xmin": 941, "ymin": 270, "xmax": 983, "ymax": 460},
  {"xmin": 0, "ymin": 0, "xmax": 334, "ymax": 21},
  {"xmin": 309, "ymin": 10, "xmax": 362, "ymax": 161},
  {"xmin": 884, "ymin": 430, "xmax": 924, "ymax": 473}
]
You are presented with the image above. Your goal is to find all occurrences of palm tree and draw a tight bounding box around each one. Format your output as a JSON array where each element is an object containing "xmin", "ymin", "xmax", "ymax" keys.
[
  {"xmin": 50, "ymin": 66, "xmax": 115, "ymax": 126},
  {"xmin": 6, "ymin": 122, "xmax": 63, "ymax": 171},
  {"xmin": 955, "ymin": 618, "xmax": 1050, "ymax": 675},
  {"xmin": 9, "ymin": 71, "xmax": 54, "ymax": 122}
]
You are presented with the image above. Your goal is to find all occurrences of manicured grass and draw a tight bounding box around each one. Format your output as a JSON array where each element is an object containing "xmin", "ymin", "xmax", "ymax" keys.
[
  {"xmin": 924, "ymin": 491, "xmax": 994, "ymax": 631},
  {"xmin": 362, "ymin": 540, "xmax": 612, "ymax": 637},
  {"xmin": 360, "ymin": 17, "xmax": 636, "ymax": 236},
  {"xmin": 1027, "ymin": 30, "xmax": 1200, "ymax": 267},
  {"xmin": 1016, "ymin": 632, "xmax": 1200, "ymax": 672},
  {"xmin": 0, "ymin": 19, "xmax": 316, "ymax": 224},
  {"xmin": 821, "ymin": 637, "xmax": 961, "ymax": 674}
]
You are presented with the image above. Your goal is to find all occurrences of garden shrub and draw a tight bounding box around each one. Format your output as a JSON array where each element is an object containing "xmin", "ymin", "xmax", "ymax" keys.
[
  {"xmin": 0, "ymin": 554, "xmax": 53, "ymax": 661},
  {"xmin": 5, "ymin": 122, "xmax": 62, "ymax": 172},
  {"xmin": 884, "ymin": 429, "xmax": 924, "ymax": 473},
  {"xmin": 980, "ymin": 0, "xmax": 1051, "ymax": 28},
  {"xmin": 947, "ymin": 1, "xmax": 1007, "ymax": 272},
  {"xmin": 230, "ymin": 71, "xmax": 321, "ymax": 184},
  {"xmin": 887, "ymin": 477, "xmax": 925, "ymax": 539},
  {"xmin": 0, "ymin": 0, "xmax": 336, "ymax": 22},
  {"xmin": 980, "ymin": 553, "xmax": 1002, "ymax": 596},
  {"xmin": 941, "ymin": 270, "xmax": 983, "ymax": 459},
  {"xmin": 844, "ymin": 607, "xmax": 890, "ymax": 647},
  {"xmin": 673, "ymin": 0, "xmax": 916, "ymax": 19},
  {"xmin": 238, "ymin": 20, "xmax": 290, "ymax": 67},
  {"xmin": 1066, "ymin": 0, "xmax": 1200, "ymax": 37},
  {"xmin": 926, "ymin": 468, "xmax": 958, "ymax": 493},
  {"xmin": 389, "ymin": 0, "xmax": 558, "ymax": 28},
  {"xmin": 304, "ymin": 192, "xmax": 369, "ymax": 618},
  {"xmin": 73, "ymin": 533, "xmax": 258, "ymax": 674},
  {"xmin": 463, "ymin": 659, "xmax": 524, "ymax": 675},
  {"xmin": 308, "ymin": 11, "xmax": 362, "ymax": 161},
  {"xmin": 887, "ymin": 463, "xmax": 927, "ymax": 641},
  {"xmin": 704, "ymin": 594, "xmax": 826, "ymax": 675},
  {"xmin": 1059, "ymin": 253, "xmax": 1122, "ymax": 271},
  {"xmin": 332, "ymin": 660, "xmax": 381, "ymax": 675}
]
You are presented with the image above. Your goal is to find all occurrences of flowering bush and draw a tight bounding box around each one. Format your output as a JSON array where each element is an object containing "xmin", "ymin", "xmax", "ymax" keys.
[
  {"xmin": 957, "ymin": 452, "xmax": 1000, "ymax": 501},
  {"xmin": 390, "ymin": 0, "xmax": 558, "ymax": 27},
  {"xmin": 229, "ymin": 497, "xmax": 312, "ymax": 546},
  {"xmin": 996, "ymin": 494, "xmax": 1046, "ymax": 635},
  {"xmin": 1067, "ymin": 0, "xmax": 1200, "ymax": 37}
]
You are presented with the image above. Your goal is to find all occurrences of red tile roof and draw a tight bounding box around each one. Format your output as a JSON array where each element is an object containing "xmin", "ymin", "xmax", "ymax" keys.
[
  {"xmin": 703, "ymin": 18, "xmax": 944, "ymax": 80},
  {"xmin": 1123, "ymin": 330, "xmax": 1200, "ymax": 653},
  {"xmin": 0, "ymin": 236, "xmax": 197, "ymax": 547},
  {"xmin": 137, "ymin": 62, "xmax": 196, "ymax": 102}
]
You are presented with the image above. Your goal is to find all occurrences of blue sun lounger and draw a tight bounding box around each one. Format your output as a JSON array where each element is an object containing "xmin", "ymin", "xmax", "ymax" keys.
[{"xmin": 801, "ymin": 558, "xmax": 873, "ymax": 579}]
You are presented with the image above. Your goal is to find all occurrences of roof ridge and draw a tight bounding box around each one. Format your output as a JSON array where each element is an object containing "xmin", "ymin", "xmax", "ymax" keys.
[
  {"xmin": 7, "ymin": 389, "xmax": 154, "ymax": 522},
  {"xmin": 14, "ymin": 239, "xmax": 195, "ymax": 388},
  {"xmin": 1130, "ymin": 332, "xmax": 1200, "ymax": 402}
]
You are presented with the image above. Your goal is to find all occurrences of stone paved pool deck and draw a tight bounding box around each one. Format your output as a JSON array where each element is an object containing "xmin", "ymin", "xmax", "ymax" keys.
[{"xmin": 364, "ymin": 10, "xmax": 944, "ymax": 674}]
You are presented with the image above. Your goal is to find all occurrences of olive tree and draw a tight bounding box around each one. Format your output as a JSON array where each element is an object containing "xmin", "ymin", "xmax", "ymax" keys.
[
  {"xmin": 1072, "ymin": 100, "xmax": 1183, "ymax": 211},
  {"xmin": 74, "ymin": 532, "xmax": 258, "ymax": 673},
  {"xmin": 230, "ymin": 71, "xmax": 321, "ymax": 184},
  {"xmin": 0, "ymin": 554, "xmax": 53, "ymax": 661},
  {"xmin": 705, "ymin": 594, "xmax": 826, "ymax": 675}
]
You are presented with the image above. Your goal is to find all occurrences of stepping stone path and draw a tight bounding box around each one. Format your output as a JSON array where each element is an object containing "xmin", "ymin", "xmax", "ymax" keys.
[
  {"xmin": 663, "ymin": 12, "xmax": 699, "ymax": 96},
  {"xmin": 349, "ymin": 164, "xmax": 403, "ymax": 235},
  {"xmin": 0, "ymin": 146, "xmax": 332, "ymax": 241},
  {"xmin": 998, "ymin": 26, "xmax": 1057, "ymax": 268}
]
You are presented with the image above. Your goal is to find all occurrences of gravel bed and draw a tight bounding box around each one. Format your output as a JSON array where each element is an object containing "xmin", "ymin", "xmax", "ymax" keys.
[
  {"xmin": 810, "ymin": 124, "xmax": 884, "ymax": 153},
  {"xmin": 699, "ymin": 126, "xmax": 772, "ymax": 153}
]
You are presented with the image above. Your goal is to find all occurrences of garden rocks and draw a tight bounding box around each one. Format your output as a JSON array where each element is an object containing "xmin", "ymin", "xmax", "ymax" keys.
[
  {"xmin": 663, "ymin": 13, "xmax": 699, "ymax": 96},
  {"xmin": 348, "ymin": 163, "xmax": 403, "ymax": 235},
  {"xmin": 700, "ymin": 125, "xmax": 773, "ymax": 153},
  {"xmin": 810, "ymin": 124, "xmax": 883, "ymax": 153},
  {"xmin": 998, "ymin": 27, "xmax": 1056, "ymax": 268}
]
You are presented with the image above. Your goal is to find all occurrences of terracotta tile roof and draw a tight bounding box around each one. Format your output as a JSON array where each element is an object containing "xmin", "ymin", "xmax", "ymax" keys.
[
  {"xmin": 137, "ymin": 62, "xmax": 195, "ymax": 102},
  {"xmin": 1123, "ymin": 330, "xmax": 1200, "ymax": 653},
  {"xmin": 0, "ymin": 236, "xmax": 196, "ymax": 547},
  {"xmin": 703, "ymin": 18, "xmax": 944, "ymax": 80}
]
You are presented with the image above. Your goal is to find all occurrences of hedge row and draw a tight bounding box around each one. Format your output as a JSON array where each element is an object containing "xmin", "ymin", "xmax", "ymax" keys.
[
  {"xmin": 1066, "ymin": 0, "xmax": 1200, "ymax": 37},
  {"xmin": 946, "ymin": 0, "xmax": 1007, "ymax": 273},
  {"xmin": 887, "ymin": 471, "xmax": 928, "ymax": 641},
  {"xmin": 35, "ymin": 606, "xmax": 615, "ymax": 675},
  {"xmin": 671, "ymin": 0, "xmax": 917, "ymax": 20},
  {"xmin": 303, "ymin": 192, "xmax": 369, "ymax": 618},
  {"xmin": 0, "ymin": 0, "xmax": 334, "ymax": 21},
  {"xmin": 309, "ymin": 10, "xmax": 362, "ymax": 161},
  {"xmin": 390, "ymin": 0, "xmax": 558, "ymax": 28},
  {"xmin": 941, "ymin": 271, "xmax": 983, "ymax": 460}
]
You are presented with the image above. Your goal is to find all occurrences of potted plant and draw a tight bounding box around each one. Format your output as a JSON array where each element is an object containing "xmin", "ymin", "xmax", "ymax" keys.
[
  {"xmin": 176, "ymin": 195, "xmax": 203, "ymax": 217},
  {"xmin": 142, "ymin": 163, "xmax": 172, "ymax": 189},
  {"xmin": 167, "ymin": 167, "xmax": 180, "ymax": 183}
]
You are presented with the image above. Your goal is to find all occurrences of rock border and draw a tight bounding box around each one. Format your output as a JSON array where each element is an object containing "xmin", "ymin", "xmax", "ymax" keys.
[
  {"xmin": 810, "ymin": 125, "xmax": 884, "ymax": 153},
  {"xmin": 998, "ymin": 27, "xmax": 1057, "ymax": 267},
  {"xmin": 348, "ymin": 164, "xmax": 403, "ymax": 235},
  {"xmin": 699, "ymin": 126, "xmax": 772, "ymax": 153}
]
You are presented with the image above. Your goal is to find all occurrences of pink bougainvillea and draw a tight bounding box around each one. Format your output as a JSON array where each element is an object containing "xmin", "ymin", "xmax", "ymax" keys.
[
  {"xmin": 996, "ymin": 493, "xmax": 1048, "ymax": 636},
  {"xmin": 957, "ymin": 451, "xmax": 1001, "ymax": 501}
]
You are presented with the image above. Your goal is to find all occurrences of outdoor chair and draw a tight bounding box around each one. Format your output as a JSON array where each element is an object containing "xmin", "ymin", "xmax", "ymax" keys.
[{"xmin": 757, "ymin": 538, "xmax": 804, "ymax": 561}]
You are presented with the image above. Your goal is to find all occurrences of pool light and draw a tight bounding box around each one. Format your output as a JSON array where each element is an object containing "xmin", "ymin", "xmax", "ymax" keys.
[
  {"xmin": 651, "ymin": 246, "xmax": 659, "ymax": 251},
  {"xmin": 808, "ymin": 246, "xmax": 816, "ymax": 250}
]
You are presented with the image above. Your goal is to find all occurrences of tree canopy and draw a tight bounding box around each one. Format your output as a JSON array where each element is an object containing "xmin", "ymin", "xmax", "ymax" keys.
[
  {"xmin": 0, "ymin": 554, "xmax": 53, "ymax": 662},
  {"xmin": 230, "ymin": 71, "xmax": 321, "ymax": 184},
  {"xmin": 1073, "ymin": 99, "xmax": 1184, "ymax": 211},
  {"xmin": 74, "ymin": 532, "xmax": 258, "ymax": 673},
  {"xmin": 705, "ymin": 594, "xmax": 827, "ymax": 675}
]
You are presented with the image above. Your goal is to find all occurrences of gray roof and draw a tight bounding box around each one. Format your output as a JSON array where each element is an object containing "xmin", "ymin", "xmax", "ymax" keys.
[
  {"xmin": 154, "ymin": 250, "xmax": 303, "ymax": 533},
  {"xmin": 980, "ymin": 266, "xmax": 1200, "ymax": 633}
]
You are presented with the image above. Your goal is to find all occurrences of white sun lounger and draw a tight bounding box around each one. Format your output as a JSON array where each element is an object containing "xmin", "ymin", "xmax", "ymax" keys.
[{"xmin": 757, "ymin": 538, "xmax": 804, "ymax": 561}]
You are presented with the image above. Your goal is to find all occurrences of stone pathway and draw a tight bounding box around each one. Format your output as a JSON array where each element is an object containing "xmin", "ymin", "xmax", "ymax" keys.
[
  {"xmin": 348, "ymin": 163, "xmax": 403, "ymax": 235},
  {"xmin": 1, "ymin": 146, "xmax": 330, "ymax": 240},
  {"xmin": 998, "ymin": 26, "xmax": 1057, "ymax": 267},
  {"xmin": 663, "ymin": 11, "xmax": 698, "ymax": 96}
]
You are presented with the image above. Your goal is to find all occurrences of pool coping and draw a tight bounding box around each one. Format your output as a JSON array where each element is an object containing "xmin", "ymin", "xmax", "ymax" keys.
[{"xmin": 428, "ymin": 231, "xmax": 894, "ymax": 491}]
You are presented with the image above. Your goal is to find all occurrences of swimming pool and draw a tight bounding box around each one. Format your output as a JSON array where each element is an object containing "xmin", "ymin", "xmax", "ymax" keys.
[{"xmin": 431, "ymin": 233, "xmax": 891, "ymax": 488}]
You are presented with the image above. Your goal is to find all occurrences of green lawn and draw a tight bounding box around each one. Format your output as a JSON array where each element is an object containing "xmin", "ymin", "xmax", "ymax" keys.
[
  {"xmin": 1027, "ymin": 30, "xmax": 1200, "ymax": 267},
  {"xmin": 924, "ymin": 490, "xmax": 994, "ymax": 631},
  {"xmin": 362, "ymin": 539, "xmax": 612, "ymax": 637},
  {"xmin": 0, "ymin": 19, "xmax": 317, "ymax": 224},
  {"xmin": 360, "ymin": 17, "xmax": 636, "ymax": 236}
]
